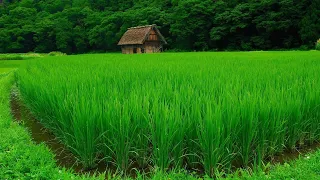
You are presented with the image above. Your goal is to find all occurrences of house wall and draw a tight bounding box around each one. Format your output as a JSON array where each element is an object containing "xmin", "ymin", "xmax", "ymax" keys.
[
  {"xmin": 121, "ymin": 45, "xmax": 143, "ymax": 54},
  {"xmin": 122, "ymin": 45, "xmax": 162, "ymax": 54},
  {"xmin": 145, "ymin": 46, "xmax": 155, "ymax": 53},
  {"xmin": 144, "ymin": 41, "xmax": 162, "ymax": 53},
  {"xmin": 122, "ymin": 47, "xmax": 129, "ymax": 54},
  {"xmin": 122, "ymin": 47, "xmax": 133, "ymax": 54},
  {"xmin": 121, "ymin": 47, "xmax": 127, "ymax": 54}
]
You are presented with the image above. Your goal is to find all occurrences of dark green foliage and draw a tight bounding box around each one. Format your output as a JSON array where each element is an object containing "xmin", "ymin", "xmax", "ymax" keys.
[
  {"xmin": 316, "ymin": 39, "xmax": 320, "ymax": 50},
  {"xmin": 0, "ymin": 0, "xmax": 319, "ymax": 53}
]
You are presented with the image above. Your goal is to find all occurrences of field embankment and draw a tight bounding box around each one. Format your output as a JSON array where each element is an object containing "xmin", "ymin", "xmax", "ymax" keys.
[{"xmin": 14, "ymin": 52, "xmax": 320, "ymax": 177}]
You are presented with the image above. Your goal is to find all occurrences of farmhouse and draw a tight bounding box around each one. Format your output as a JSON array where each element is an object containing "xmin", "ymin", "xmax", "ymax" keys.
[{"xmin": 118, "ymin": 24, "xmax": 167, "ymax": 54}]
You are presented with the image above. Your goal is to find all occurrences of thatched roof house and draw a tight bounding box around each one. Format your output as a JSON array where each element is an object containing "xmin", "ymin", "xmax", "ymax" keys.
[{"xmin": 118, "ymin": 24, "xmax": 167, "ymax": 54}]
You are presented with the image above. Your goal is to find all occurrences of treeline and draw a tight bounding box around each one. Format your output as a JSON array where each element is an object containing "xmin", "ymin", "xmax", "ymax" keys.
[{"xmin": 0, "ymin": 0, "xmax": 319, "ymax": 53}]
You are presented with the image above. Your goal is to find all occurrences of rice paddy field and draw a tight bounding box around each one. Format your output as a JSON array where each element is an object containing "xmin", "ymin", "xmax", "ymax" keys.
[{"xmin": 14, "ymin": 52, "xmax": 320, "ymax": 177}]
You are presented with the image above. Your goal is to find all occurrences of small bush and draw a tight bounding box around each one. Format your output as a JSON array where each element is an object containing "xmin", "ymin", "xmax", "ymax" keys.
[
  {"xmin": 316, "ymin": 39, "xmax": 320, "ymax": 50},
  {"xmin": 299, "ymin": 45, "xmax": 309, "ymax": 51},
  {"xmin": 48, "ymin": 51, "xmax": 67, "ymax": 56},
  {"xmin": 0, "ymin": 56, "xmax": 24, "ymax": 60},
  {"xmin": 165, "ymin": 49, "xmax": 188, "ymax": 52},
  {"xmin": 24, "ymin": 52, "xmax": 42, "ymax": 58}
]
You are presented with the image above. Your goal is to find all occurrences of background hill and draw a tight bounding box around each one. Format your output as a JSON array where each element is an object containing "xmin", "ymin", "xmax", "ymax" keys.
[{"xmin": 0, "ymin": 0, "xmax": 319, "ymax": 53}]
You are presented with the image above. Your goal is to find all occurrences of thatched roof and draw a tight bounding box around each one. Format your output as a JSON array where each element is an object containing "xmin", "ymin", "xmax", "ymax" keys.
[{"xmin": 118, "ymin": 25, "xmax": 167, "ymax": 45}]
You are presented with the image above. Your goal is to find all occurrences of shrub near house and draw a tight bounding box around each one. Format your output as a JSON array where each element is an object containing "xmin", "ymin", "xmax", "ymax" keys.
[{"xmin": 316, "ymin": 39, "xmax": 320, "ymax": 50}]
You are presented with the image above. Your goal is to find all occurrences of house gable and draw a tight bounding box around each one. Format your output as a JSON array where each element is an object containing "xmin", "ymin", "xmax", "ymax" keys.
[{"xmin": 118, "ymin": 25, "xmax": 167, "ymax": 46}]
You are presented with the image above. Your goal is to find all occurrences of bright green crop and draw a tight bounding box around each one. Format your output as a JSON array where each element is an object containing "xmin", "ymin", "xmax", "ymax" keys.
[{"xmin": 16, "ymin": 52, "xmax": 320, "ymax": 177}]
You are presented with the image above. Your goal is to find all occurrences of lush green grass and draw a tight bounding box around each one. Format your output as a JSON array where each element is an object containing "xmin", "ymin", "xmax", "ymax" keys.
[{"xmin": 15, "ymin": 51, "xmax": 320, "ymax": 177}]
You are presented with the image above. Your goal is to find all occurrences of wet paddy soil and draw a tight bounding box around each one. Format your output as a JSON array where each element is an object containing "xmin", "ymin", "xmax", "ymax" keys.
[{"xmin": 9, "ymin": 87, "xmax": 320, "ymax": 177}]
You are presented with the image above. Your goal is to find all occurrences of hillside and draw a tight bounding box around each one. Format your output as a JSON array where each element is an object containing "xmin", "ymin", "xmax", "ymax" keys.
[{"xmin": 0, "ymin": 0, "xmax": 319, "ymax": 53}]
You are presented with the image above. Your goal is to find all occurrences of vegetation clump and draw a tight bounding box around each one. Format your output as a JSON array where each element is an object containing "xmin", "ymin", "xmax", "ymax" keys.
[
  {"xmin": 48, "ymin": 51, "xmax": 67, "ymax": 56},
  {"xmin": 0, "ymin": 53, "xmax": 46, "ymax": 61},
  {"xmin": 0, "ymin": 55, "xmax": 24, "ymax": 60},
  {"xmin": 316, "ymin": 39, "xmax": 320, "ymax": 50}
]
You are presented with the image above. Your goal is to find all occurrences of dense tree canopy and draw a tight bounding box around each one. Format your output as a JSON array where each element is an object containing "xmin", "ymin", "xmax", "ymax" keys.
[{"xmin": 0, "ymin": 0, "xmax": 319, "ymax": 53}]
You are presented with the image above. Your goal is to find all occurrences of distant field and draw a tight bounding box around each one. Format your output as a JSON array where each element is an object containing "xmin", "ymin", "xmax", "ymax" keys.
[
  {"xmin": 0, "ymin": 52, "xmax": 65, "ymax": 73},
  {"xmin": 15, "ymin": 52, "xmax": 320, "ymax": 176},
  {"xmin": 0, "ymin": 60, "xmax": 26, "ymax": 73},
  {"xmin": 0, "ymin": 53, "xmax": 45, "ymax": 73},
  {"xmin": 0, "ymin": 53, "xmax": 44, "ymax": 60}
]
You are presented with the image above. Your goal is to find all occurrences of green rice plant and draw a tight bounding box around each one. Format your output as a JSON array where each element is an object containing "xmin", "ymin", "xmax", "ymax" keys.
[
  {"xmin": 107, "ymin": 100, "xmax": 136, "ymax": 171},
  {"xmin": 197, "ymin": 101, "xmax": 227, "ymax": 177},
  {"xmin": 149, "ymin": 102, "xmax": 179, "ymax": 171},
  {"xmin": 238, "ymin": 94, "xmax": 258, "ymax": 166},
  {"xmin": 169, "ymin": 102, "xmax": 185, "ymax": 169},
  {"xmin": 70, "ymin": 95, "xmax": 99, "ymax": 168},
  {"xmin": 220, "ymin": 94, "xmax": 241, "ymax": 172},
  {"xmin": 183, "ymin": 86, "xmax": 202, "ymax": 169},
  {"xmin": 128, "ymin": 94, "xmax": 151, "ymax": 169}
]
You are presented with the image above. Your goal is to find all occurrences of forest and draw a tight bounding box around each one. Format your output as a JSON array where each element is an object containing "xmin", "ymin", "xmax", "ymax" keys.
[{"xmin": 0, "ymin": 0, "xmax": 319, "ymax": 54}]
